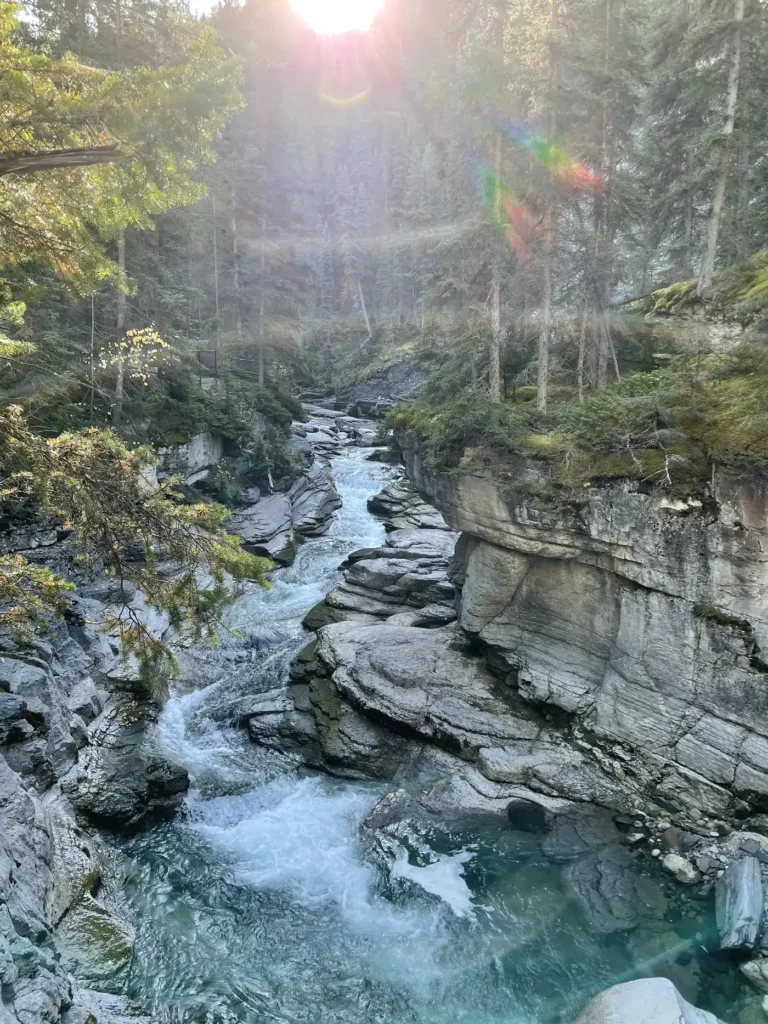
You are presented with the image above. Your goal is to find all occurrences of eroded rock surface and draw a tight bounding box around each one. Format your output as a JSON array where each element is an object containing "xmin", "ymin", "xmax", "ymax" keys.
[
  {"xmin": 228, "ymin": 455, "xmax": 341, "ymax": 565},
  {"xmin": 395, "ymin": 433, "xmax": 768, "ymax": 821}
]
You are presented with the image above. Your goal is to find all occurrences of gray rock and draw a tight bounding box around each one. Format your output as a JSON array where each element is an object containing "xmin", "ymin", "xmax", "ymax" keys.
[
  {"xmin": 61, "ymin": 696, "xmax": 188, "ymax": 829},
  {"xmin": 227, "ymin": 493, "xmax": 295, "ymax": 564},
  {"xmin": 368, "ymin": 479, "xmax": 451, "ymax": 531},
  {"xmin": 397, "ymin": 436, "xmax": 768, "ymax": 820},
  {"xmin": 662, "ymin": 852, "xmax": 701, "ymax": 885},
  {"xmin": 564, "ymin": 844, "xmax": 667, "ymax": 933},
  {"xmin": 741, "ymin": 958, "xmax": 768, "ymax": 993},
  {"xmin": 571, "ymin": 978, "xmax": 725, "ymax": 1024},
  {"xmin": 541, "ymin": 806, "xmax": 622, "ymax": 862},
  {"xmin": 716, "ymin": 855, "xmax": 763, "ymax": 949},
  {"xmin": 289, "ymin": 459, "xmax": 342, "ymax": 538}
]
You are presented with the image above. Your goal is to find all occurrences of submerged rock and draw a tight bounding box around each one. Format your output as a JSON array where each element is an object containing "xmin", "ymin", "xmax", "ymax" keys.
[
  {"xmin": 572, "ymin": 978, "xmax": 724, "ymax": 1024},
  {"xmin": 662, "ymin": 852, "xmax": 702, "ymax": 885}
]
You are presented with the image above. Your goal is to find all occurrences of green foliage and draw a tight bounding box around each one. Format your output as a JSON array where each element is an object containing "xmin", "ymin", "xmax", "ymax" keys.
[
  {"xmin": 0, "ymin": 407, "xmax": 270, "ymax": 683},
  {"xmin": 0, "ymin": 2, "xmax": 243, "ymax": 288}
]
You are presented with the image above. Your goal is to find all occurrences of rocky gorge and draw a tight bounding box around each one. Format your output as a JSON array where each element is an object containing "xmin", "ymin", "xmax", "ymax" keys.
[{"xmin": 2, "ymin": 405, "xmax": 768, "ymax": 1023}]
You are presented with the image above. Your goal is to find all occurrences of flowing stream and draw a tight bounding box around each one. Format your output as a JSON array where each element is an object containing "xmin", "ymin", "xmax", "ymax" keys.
[{"xmin": 117, "ymin": 449, "xmax": 740, "ymax": 1024}]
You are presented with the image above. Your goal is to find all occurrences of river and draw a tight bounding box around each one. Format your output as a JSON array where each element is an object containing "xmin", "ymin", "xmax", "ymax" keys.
[{"xmin": 116, "ymin": 448, "xmax": 739, "ymax": 1024}]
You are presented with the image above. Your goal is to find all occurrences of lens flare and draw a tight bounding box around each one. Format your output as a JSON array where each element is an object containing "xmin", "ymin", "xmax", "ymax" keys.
[
  {"xmin": 290, "ymin": 0, "xmax": 385, "ymax": 36},
  {"xmin": 501, "ymin": 120, "xmax": 605, "ymax": 193}
]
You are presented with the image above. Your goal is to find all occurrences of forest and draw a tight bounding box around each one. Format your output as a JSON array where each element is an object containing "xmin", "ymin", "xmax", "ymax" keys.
[{"xmin": 1, "ymin": 0, "xmax": 768, "ymax": 658}]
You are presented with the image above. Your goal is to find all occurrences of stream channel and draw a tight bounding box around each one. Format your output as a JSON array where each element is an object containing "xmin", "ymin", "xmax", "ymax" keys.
[{"xmin": 109, "ymin": 447, "xmax": 742, "ymax": 1024}]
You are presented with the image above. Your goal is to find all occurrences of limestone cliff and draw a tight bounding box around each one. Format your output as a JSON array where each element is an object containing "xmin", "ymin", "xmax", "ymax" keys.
[{"xmin": 397, "ymin": 429, "xmax": 768, "ymax": 822}]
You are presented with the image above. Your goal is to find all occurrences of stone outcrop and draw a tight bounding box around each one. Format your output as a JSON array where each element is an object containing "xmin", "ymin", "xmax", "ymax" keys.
[
  {"xmin": 395, "ymin": 432, "xmax": 768, "ymax": 823},
  {"xmin": 0, "ymin": 617, "xmax": 179, "ymax": 1023},
  {"xmin": 157, "ymin": 430, "xmax": 226, "ymax": 486},
  {"xmin": 0, "ymin": 529, "xmax": 188, "ymax": 1022},
  {"xmin": 571, "ymin": 978, "xmax": 725, "ymax": 1024},
  {"xmin": 228, "ymin": 453, "xmax": 341, "ymax": 564},
  {"xmin": 303, "ymin": 526, "xmax": 458, "ymax": 630}
]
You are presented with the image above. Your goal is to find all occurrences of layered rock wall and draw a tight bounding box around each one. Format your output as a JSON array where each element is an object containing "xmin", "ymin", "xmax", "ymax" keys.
[{"xmin": 398, "ymin": 433, "xmax": 768, "ymax": 820}]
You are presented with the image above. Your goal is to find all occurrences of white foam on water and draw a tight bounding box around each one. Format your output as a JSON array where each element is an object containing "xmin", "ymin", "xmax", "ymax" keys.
[
  {"xmin": 392, "ymin": 849, "xmax": 477, "ymax": 919},
  {"xmin": 189, "ymin": 774, "xmax": 446, "ymax": 941}
]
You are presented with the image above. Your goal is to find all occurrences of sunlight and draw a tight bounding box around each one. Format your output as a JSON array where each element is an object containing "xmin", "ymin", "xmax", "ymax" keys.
[{"xmin": 290, "ymin": 0, "xmax": 385, "ymax": 35}]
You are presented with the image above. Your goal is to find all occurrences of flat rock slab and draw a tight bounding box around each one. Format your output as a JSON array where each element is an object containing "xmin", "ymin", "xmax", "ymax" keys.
[
  {"xmin": 316, "ymin": 622, "xmax": 543, "ymax": 759},
  {"xmin": 716, "ymin": 855, "xmax": 763, "ymax": 949}
]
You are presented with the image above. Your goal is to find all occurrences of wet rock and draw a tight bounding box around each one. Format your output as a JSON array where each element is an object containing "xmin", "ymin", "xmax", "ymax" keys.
[
  {"xmin": 741, "ymin": 958, "xmax": 768, "ymax": 993},
  {"xmin": 662, "ymin": 852, "xmax": 701, "ymax": 885},
  {"xmin": 541, "ymin": 806, "xmax": 621, "ymax": 862},
  {"xmin": 564, "ymin": 844, "xmax": 667, "ymax": 933},
  {"xmin": 571, "ymin": 978, "xmax": 725, "ymax": 1024},
  {"xmin": 289, "ymin": 459, "xmax": 342, "ymax": 538},
  {"xmin": 61, "ymin": 695, "xmax": 189, "ymax": 830},
  {"xmin": 506, "ymin": 798, "xmax": 552, "ymax": 834},
  {"xmin": 716, "ymin": 856, "xmax": 763, "ymax": 950},
  {"xmin": 227, "ymin": 493, "xmax": 295, "ymax": 564}
]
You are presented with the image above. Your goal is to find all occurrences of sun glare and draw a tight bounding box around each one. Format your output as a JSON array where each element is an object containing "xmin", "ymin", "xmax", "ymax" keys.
[{"xmin": 290, "ymin": 0, "xmax": 385, "ymax": 36}]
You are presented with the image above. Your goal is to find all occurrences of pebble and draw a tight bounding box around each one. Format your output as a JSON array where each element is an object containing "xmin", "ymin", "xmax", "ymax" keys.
[
  {"xmin": 717, "ymin": 869, "xmax": 725, "ymax": 878},
  {"xmin": 652, "ymin": 848, "xmax": 661, "ymax": 857},
  {"xmin": 627, "ymin": 833, "xmax": 646, "ymax": 845}
]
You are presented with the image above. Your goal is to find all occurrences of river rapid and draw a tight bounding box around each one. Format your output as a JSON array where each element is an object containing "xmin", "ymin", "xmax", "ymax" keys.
[{"xmin": 116, "ymin": 449, "xmax": 739, "ymax": 1024}]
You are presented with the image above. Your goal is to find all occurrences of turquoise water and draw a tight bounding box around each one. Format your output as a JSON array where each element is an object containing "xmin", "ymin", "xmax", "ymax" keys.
[{"xmin": 113, "ymin": 451, "xmax": 744, "ymax": 1024}]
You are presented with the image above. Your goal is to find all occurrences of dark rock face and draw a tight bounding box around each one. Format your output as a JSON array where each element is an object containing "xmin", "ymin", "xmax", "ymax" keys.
[
  {"xmin": 227, "ymin": 456, "xmax": 342, "ymax": 565},
  {"xmin": 337, "ymin": 359, "xmax": 426, "ymax": 417}
]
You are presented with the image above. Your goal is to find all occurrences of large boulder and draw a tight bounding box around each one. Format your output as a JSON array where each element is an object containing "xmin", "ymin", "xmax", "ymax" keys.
[
  {"xmin": 61, "ymin": 695, "xmax": 188, "ymax": 830},
  {"xmin": 227, "ymin": 493, "xmax": 295, "ymax": 564},
  {"xmin": 571, "ymin": 979, "xmax": 724, "ymax": 1024}
]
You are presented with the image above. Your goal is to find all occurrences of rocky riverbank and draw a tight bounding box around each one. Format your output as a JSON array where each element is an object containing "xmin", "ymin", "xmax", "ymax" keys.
[
  {"xmin": 0, "ymin": 425, "xmax": 350, "ymax": 1024},
  {"xmin": 242, "ymin": 433, "xmax": 768, "ymax": 1022},
  {"xmin": 4, "ymin": 403, "xmax": 767, "ymax": 1023}
]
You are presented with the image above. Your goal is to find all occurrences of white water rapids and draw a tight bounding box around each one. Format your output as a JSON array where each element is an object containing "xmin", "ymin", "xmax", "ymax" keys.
[{"xmin": 116, "ymin": 449, "xmax": 730, "ymax": 1024}]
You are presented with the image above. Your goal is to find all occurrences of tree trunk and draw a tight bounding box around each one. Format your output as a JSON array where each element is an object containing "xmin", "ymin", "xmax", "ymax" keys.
[
  {"xmin": 682, "ymin": 148, "xmax": 695, "ymax": 278},
  {"xmin": 736, "ymin": 124, "xmax": 750, "ymax": 258},
  {"xmin": 536, "ymin": 200, "xmax": 554, "ymax": 413},
  {"xmin": 258, "ymin": 213, "xmax": 266, "ymax": 386},
  {"xmin": 231, "ymin": 189, "xmax": 243, "ymax": 342},
  {"xmin": 113, "ymin": 230, "xmax": 126, "ymax": 426},
  {"xmin": 577, "ymin": 301, "xmax": 588, "ymax": 404},
  {"xmin": 358, "ymin": 278, "xmax": 373, "ymax": 339},
  {"xmin": 90, "ymin": 293, "xmax": 96, "ymax": 422},
  {"xmin": 698, "ymin": 0, "xmax": 745, "ymax": 295},
  {"xmin": 536, "ymin": 0, "xmax": 558, "ymax": 413},
  {"xmin": 488, "ymin": 1, "xmax": 506, "ymax": 403},
  {"xmin": 212, "ymin": 193, "xmax": 220, "ymax": 319}
]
